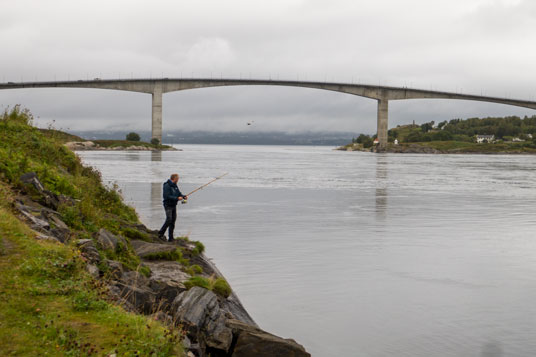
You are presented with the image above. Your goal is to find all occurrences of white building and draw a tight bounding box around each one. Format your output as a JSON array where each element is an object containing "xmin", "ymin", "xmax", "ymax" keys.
[{"xmin": 476, "ymin": 135, "xmax": 495, "ymax": 143}]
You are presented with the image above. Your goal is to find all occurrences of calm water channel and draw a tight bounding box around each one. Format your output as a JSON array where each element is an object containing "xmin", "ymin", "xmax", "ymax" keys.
[{"xmin": 78, "ymin": 145, "xmax": 536, "ymax": 357}]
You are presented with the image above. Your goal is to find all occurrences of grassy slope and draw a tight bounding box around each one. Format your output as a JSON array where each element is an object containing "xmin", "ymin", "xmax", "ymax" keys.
[{"xmin": 0, "ymin": 107, "xmax": 183, "ymax": 356}]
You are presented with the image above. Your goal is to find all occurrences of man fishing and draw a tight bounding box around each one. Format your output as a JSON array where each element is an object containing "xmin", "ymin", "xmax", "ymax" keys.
[
  {"xmin": 158, "ymin": 173, "xmax": 187, "ymax": 242},
  {"xmin": 158, "ymin": 172, "xmax": 228, "ymax": 242}
]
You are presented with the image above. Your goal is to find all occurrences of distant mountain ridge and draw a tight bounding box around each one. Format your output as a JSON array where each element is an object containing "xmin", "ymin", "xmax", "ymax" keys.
[{"xmin": 68, "ymin": 130, "xmax": 356, "ymax": 146}]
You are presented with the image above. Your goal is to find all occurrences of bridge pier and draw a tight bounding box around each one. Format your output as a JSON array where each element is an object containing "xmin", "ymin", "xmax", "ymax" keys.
[
  {"xmin": 151, "ymin": 84, "xmax": 163, "ymax": 143},
  {"xmin": 377, "ymin": 98, "xmax": 388, "ymax": 147}
]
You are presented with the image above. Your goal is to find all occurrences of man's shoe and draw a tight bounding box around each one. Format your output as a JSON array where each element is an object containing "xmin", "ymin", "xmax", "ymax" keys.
[
  {"xmin": 168, "ymin": 237, "xmax": 175, "ymax": 243},
  {"xmin": 158, "ymin": 234, "xmax": 165, "ymax": 241}
]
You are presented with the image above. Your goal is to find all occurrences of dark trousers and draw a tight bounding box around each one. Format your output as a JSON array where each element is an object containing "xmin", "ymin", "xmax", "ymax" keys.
[{"xmin": 159, "ymin": 205, "xmax": 177, "ymax": 239}]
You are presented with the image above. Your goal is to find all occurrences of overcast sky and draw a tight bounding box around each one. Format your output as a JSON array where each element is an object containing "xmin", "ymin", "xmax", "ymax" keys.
[{"xmin": 1, "ymin": 0, "xmax": 536, "ymax": 135}]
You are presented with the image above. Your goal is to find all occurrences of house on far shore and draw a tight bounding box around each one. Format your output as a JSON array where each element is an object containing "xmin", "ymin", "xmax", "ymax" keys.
[{"xmin": 476, "ymin": 135, "xmax": 495, "ymax": 143}]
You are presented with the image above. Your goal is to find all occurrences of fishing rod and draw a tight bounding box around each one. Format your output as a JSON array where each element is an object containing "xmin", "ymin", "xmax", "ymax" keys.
[{"xmin": 181, "ymin": 172, "xmax": 228, "ymax": 204}]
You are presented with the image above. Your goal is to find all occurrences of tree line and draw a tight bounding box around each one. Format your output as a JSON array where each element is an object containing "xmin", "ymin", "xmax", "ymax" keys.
[{"xmin": 352, "ymin": 115, "xmax": 536, "ymax": 144}]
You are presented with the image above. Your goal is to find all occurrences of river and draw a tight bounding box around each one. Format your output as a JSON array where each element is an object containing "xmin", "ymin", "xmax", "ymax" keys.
[{"xmin": 78, "ymin": 145, "xmax": 536, "ymax": 357}]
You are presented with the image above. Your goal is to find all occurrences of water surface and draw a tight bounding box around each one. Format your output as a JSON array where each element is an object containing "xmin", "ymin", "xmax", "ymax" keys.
[{"xmin": 78, "ymin": 145, "xmax": 536, "ymax": 357}]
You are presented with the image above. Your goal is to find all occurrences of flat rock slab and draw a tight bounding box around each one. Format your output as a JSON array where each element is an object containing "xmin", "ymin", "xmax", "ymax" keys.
[
  {"xmin": 145, "ymin": 261, "xmax": 190, "ymax": 288},
  {"xmin": 131, "ymin": 240, "xmax": 178, "ymax": 259},
  {"xmin": 227, "ymin": 319, "xmax": 311, "ymax": 357}
]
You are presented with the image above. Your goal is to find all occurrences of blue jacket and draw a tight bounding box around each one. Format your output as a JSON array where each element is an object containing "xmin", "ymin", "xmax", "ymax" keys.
[{"xmin": 162, "ymin": 179, "xmax": 184, "ymax": 207}]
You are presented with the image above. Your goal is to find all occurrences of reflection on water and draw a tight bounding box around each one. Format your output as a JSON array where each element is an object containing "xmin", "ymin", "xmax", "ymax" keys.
[
  {"xmin": 78, "ymin": 145, "xmax": 536, "ymax": 357},
  {"xmin": 375, "ymin": 156, "xmax": 388, "ymax": 220},
  {"xmin": 151, "ymin": 150, "xmax": 162, "ymax": 162}
]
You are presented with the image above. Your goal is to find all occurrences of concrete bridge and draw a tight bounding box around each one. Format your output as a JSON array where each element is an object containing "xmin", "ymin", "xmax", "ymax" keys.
[{"xmin": 2, "ymin": 78, "xmax": 536, "ymax": 146}]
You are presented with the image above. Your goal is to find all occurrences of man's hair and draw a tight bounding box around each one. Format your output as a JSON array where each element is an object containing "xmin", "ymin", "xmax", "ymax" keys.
[{"xmin": 170, "ymin": 173, "xmax": 179, "ymax": 180}]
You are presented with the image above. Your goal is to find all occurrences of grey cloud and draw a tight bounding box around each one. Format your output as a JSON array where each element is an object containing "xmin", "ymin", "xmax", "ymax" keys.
[{"xmin": 1, "ymin": 0, "xmax": 536, "ymax": 135}]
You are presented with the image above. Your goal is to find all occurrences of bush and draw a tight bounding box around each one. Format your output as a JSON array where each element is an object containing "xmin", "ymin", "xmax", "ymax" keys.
[
  {"xmin": 144, "ymin": 248, "xmax": 183, "ymax": 261},
  {"xmin": 211, "ymin": 278, "xmax": 231, "ymax": 298},
  {"xmin": 192, "ymin": 241, "xmax": 205, "ymax": 255},
  {"xmin": 151, "ymin": 138, "xmax": 160, "ymax": 146},
  {"xmin": 126, "ymin": 132, "xmax": 140, "ymax": 141},
  {"xmin": 184, "ymin": 276, "xmax": 210, "ymax": 290}
]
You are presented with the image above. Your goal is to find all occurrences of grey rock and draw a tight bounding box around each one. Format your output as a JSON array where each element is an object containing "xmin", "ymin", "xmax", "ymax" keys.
[
  {"xmin": 120, "ymin": 270, "xmax": 150, "ymax": 287},
  {"xmin": 19, "ymin": 173, "xmax": 60, "ymax": 209},
  {"xmin": 34, "ymin": 231, "xmax": 61, "ymax": 243},
  {"xmin": 172, "ymin": 287, "xmax": 234, "ymax": 353},
  {"xmin": 20, "ymin": 172, "xmax": 45, "ymax": 192},
  {"xmin": 131, "ymin": 240, "xmax": 177, "ymax": 259},
  {"xmin": 48, "ymin": 227, "xmax": 71, "ymax": 243},
  {"xmin": 114, "ymin": 271, "xmax": 156, "ymax": 314},
  {"xmin": 145, "ymin": 261, "xmax": 189, "ymax": 309},
  {"xmin": 76, "ymin": 239, "xmax": 101, "ymax": 263},
  {"xmin": 42, "ymin": 211, "xmax": 69, "ymax": 230},
  {"xmin": 226, "ymin": 319, "xmax": 310, "ymax": 357},
  {"xmin": 105, "ymin": 259, "xmax": 124, "ymax": 280},
  {"xmin": 95, "ymin": 228, "xmax": 126, "ymax": 251},
  {"xmin": 86, "ymin": 263, "xmax": 100, "ymax": 278},
  {"xmin": 222, "ymin": 293, "xmax": 257, "ymax": 327},
  {"xmin": 18, "ymin": 207, "xmax": 50, "ymax": 230}
]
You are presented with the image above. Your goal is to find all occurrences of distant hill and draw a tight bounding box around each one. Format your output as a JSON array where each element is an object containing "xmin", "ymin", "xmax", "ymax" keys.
[{"xmin": 69, "ymin": 130, "xmax": 355, "ymax": 146}]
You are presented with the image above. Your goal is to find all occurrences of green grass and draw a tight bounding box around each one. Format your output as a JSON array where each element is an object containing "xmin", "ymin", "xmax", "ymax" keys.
[
  {"xmin": 191, "ymin": 241, "xmax": 205, "ymax": 256},
  {"xmin": 144, "ymin": 248, "xmax": 183, "ymax": 262},
  {"xmin": 121, "ymin": 227, "xmax": 151, "ymax": 241},
  {"xmin": 39, "ymin": 128, "xmax": 85, "ymax": 143},
  {"xmin": 0, "ymin": 202, "xmax": 183, "ymax": 356},
  {"xmin": 185, "ymin": 264, "xmax": 203, "ymax": 276},
  {"xmin": 93, "ymin": 139, "xmax": 174, "ymax": 150},
  {"xmin": 184, "ymin": 276, "xmax": 231, "ymax": 298},
  {"xmin": 398, "ymin": 140, "xmax": 536, "ymax": 153},
  {"xmin": 0, "ymin": 106, "xmax": 148, "ymax": 269}
]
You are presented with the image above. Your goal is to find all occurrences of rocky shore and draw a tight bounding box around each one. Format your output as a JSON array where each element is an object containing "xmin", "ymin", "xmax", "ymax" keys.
[
  {"xmin": 14, "ymin": 172, "xmax": 309, "ymax": 356},
  {"xmin": 337, "ymin": 142, "xmax": 536, "ymax": 155},
  {"xmin": 65, "ymin": 140, "xmax": 179, "ymax": 151}
]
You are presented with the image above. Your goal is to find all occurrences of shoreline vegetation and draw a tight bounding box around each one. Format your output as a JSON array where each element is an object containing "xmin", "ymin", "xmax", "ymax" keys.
[
  {"xmin": 0, "ymin": 106, "xmax": 309, "ymax": 356},
  {"xmin": 39, "ymin": 128, "xmax": 178, "ymax": 151},
  {"xmin": 338, "ymin": 115, "xmax": 536, "ymax": 154}
]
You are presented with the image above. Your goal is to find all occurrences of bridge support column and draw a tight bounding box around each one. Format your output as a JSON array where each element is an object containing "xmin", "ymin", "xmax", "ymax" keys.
[
  {"xmin": 377, "ymin": 98, "xmax": 388, "ymax": 148},
  {"xmin": 151, "ymin": 85, "xmax": 163, "ymax": 143}
]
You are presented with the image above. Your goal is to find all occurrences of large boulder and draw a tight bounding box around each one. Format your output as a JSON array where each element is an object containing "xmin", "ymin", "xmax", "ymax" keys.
[
  {"xmin": 131, "ymin": 240, "xmax": 178, "ymax": 259},
  {"xmin": 226, "ymin": 319, "xmax": 310, "ymax": 357},
  {"xmin": 95, "ymin": 228, "xmax": 127, "ymax": 251},
  {"xmin": 113, "ymin": 271, "xmax": 156, "ymax": 314},
  {"xmin": 145, "ymin": 261, "xmax": 189, "ymax": 308},
  {"xmin": 172, "ymin": 287, "xmax": 234, "ymax": 353},
  {"xmin": 171, "ymin": 287, "xmax": 310, "ymax": 356}
]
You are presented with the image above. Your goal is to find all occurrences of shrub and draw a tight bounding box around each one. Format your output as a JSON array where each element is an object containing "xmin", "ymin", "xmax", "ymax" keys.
[
  {"xmin": 211, "ymin": 278, "xmax": 232, "ymax": 298},
  {"xmin": 126, "ymin": 132, "xmax": 140, "ymax": 141},
  {"xmin": 185, "ymin": 264, "xmax": 203, "ymax": 275},
  {"xmin": 150, "ymin": 138, "xmax": 160, "ymax": 146},
  {"xmin": 143, "ymin": 248, "xmax": 183, "ymax": 261},
  {"xmin": 192, "ymin": 241, "xmax": 205, "ymax": 255},
  {"xmin": 184, "ymin": 275, "xmax": 232, "ymax": 298},
  {"xmin": 184, "ymin": 276, "xmax": 210, "ymax": 290}
]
